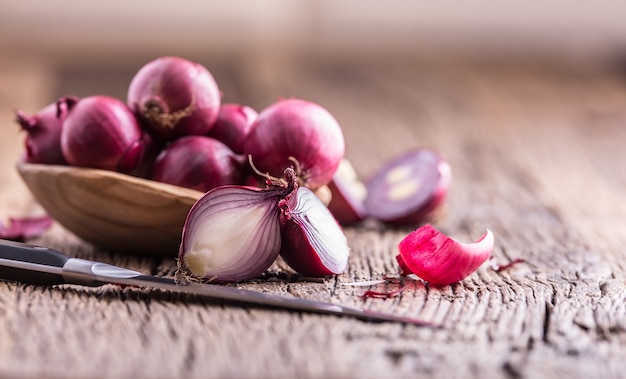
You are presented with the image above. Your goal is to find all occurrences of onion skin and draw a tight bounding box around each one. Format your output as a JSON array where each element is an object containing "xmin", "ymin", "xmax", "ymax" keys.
[
  {"xmin": 279, "ymin": 186, "xmax": 350, "ymax": 277},
  {"xmin": 207, "ymin": 103, "xmax": 257, "ymax": 154},
  {"xmin": 396, "ymin": 224, "xmax": 494, "ymax": 285},
  {"xmin": 178, "ymin": 185, "xmax": 288, "ymax": 283},
  {"xmin": 242, "ymin": 98, "xmax": 345, "ymax": 190},
  {"xmin": 127, "ymin": 56, "xmax": 221, "ymax": 142},
  {"xmin": 15, "ymin": 96, "xmax": 78, "ymax": 165},
  {"xmin": 60, "ymin": 95, "xmax": 152, "ymax": 175},
  {"xmin": 152, "ymin": 136, "xmax": 244, "ymax": 192}
]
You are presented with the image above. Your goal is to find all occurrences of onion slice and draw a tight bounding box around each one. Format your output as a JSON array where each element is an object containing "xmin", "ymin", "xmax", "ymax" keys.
[
  {"xmin": 364, "ymin": 149, "xmax": 451, "ymax": 225},
  {"xmin": 178, "ymin": 186, "xmax": 288, "ymax": 283},
  {"xmin": 396, "ymin": 224, "xmax": 494, "ymax": 285}
]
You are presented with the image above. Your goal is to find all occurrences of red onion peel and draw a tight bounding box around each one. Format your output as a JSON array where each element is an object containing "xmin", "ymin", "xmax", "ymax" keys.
[
  {"xmin": 396, "ymin": 224, "xmax": 494, "ymax": 285},
  {"xmin": 60, "ymin": 95, "xmax": 154, "ymax": 176}
]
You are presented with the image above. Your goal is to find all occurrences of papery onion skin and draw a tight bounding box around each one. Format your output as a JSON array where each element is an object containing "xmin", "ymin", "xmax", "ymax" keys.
[
  {"xmin": 396, "ymin": 224, "xmax": 494, "ymax": 285},
  {"xmin": 242, "ymin": 98, "xmax": 345, "ymax": 190},
  {"xmin": 15, "ymin": 96, "xmax": 78, "ymax": 165},
  {"xmin": 207, "ymin": 103, "xmax": 257, "ymax": 154},
  {"xmin": 279, "ymin": 186, "xmax": 350, "ymax": 277},
  {"xmin": 127, "ymin": 56, "xmax": 221, "ymax": 142},
  {"xmin": 60, "ymin": 96, "xmax": 153, "ymax": 175},
  {"xmin": 152, "ymin": 136, "xmax": 244, "ymax": 192},
  {"xmin": 178, "ymin": 185, "xmax": 288, "ymax": 283}
]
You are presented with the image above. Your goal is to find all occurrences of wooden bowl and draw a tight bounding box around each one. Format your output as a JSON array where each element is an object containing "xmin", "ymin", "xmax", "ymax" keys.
[{"xmin": 16, "ymin": 162, "xmax": 203, "ymax": 256}]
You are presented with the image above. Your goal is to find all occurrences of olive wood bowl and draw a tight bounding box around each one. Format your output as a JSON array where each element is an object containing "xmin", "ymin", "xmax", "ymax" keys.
[{"xmin": 17, "ymin": 162, "xmax": 203, "ymax": 256}]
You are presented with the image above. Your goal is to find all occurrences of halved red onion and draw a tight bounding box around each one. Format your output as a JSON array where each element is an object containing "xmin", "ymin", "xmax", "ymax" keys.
[
  {"xmin": 279, "ymin": 185, "xmax": 350, "ymax": 277},
  {"xmin": 178, "ymin": 166, "xmax": 351, "ymax": 282},
  {"xmin": 127, "ymin": 56, "xmax": 221, "ymax": 142},
  {"xmin": 206, "ymin": 103, "xmax": 257, "ymax": 154},
  {"xmin": 152, "ymin": 136, "xmax": 244, "ymax": 192},
  {"xmin": 15, "ymin": 96, "xmax": 78, "ymax": 165},
  {"xmin": 364, "ymin": 149, "xmax": 451, "ymax": 225},
  {"xmin": 242, "ymin": 98, "xmax": 345, "ymax": 190},
  {"xmin": 396, "ymin": 224, "xmax": 494, "ymax": 285},
  {"xmin": 327, "ymin": 159, "xmax": 368, "ymax": 225},
  {"xmin": 60, "ymin": 96, "xmax": 154, "ymax": 176},
  {"xmin": 178, "ymin": 185, "xmax": 290, "ymax": 283}
]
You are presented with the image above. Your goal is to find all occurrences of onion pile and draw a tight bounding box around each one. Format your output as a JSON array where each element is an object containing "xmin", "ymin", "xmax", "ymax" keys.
[
  {"xmin": 16, "ymin": 55, "xmax": 353, "ymax": 282},
  {"xmin": 16, "ymin": 55, "xmax": 474, "ymax": 285}
]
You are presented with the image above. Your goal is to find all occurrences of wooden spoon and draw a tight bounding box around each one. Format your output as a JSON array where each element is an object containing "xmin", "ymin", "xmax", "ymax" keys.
[{"xmin": 16, "ymin": 162, "xmax": 203, "ymax": 256}]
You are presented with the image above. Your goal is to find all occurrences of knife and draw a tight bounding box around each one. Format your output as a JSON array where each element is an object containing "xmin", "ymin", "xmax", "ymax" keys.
[{"xmin": 0, "ymin": 239, "xmax": 430, "ymax": 326}]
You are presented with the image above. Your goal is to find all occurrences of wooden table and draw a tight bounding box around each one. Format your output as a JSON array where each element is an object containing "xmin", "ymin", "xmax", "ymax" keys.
[{"xmin": 1, "ymin": 54, "xmax": 625, "ymax": 379}]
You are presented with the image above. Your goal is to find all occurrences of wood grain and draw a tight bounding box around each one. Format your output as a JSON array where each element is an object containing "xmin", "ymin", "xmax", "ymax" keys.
[
  {"xmin": 1, "ymin": 55, "xmax": 626, "ymax": 379},
  {"xmin": 16, "ymin": 163, "xmax": 202, "ymax": 255}
]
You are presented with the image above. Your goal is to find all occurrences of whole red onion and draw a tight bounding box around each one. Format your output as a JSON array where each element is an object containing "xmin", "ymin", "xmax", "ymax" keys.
[
  {"xmin": 127, "ymin": 56, "xmax": 221, "ymax": 142},
  {"xmin": 152, "ymin": 136, "xmax": 244, "ymax": 192},
  {"xmin": 206, "ymin": 103, "xmax": 257, "ymax": 154},
  {"xmin": 60, "ymin": 95, "xmax": 154, "ymax": 175},
  {"xmin": 15, "ymin": 96, "xmax": 78, "ymax": 165},
  {"xmin": 242, "ymin": 98, "xmax": 345, "ymax": 190}
]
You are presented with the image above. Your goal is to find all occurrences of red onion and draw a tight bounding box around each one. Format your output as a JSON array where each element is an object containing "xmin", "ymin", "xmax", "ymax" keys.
[
  {"xmin": 0, "ymin": 215, "xmax": 54, "ymax": 242},
  {"xmin": 242, "ymin": 98, "xmax": 345, "ymax": 190},
  {"xmin": 327, "ymin": 159, "xmax": 368, "ymax": 225},
  {"xmin": 206, "ymin": 103, "xmax": 257, "ymax": 154},
  {"xmin": 279, "ymin": 184, "xmax": 350, "ymax": 277},
  {"xmin": 396, "ymin": 224, "xmax": 494, "ymax": 285},
  {"xmin": 364, "ymin": 149, "xmax": 451, "ymax": 225},
  {"xmin": 127, "ymin": 56, "xmax": 221, "ymax": 142},
  {"xmin": 60, "ymin": 96, "xmax": 154, "ymax": 176},
  {"xmin": 178, "ymin": 167, "xmax": 350, "ymax": 282},
  {"xmin": 15, "ymin": 96, "xmax": 78, "ymax": 165},
  {"xmin": 152, "ymin": 136, "xmax": 244, "ymax": 192}
]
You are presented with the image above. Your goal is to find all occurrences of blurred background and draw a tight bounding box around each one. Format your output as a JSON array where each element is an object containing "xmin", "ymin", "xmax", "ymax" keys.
[
  {"xmin": 1, "ymin": 0, "xmax": 626, "ymax": 195},
  {"xmin": 2, "ymin": 0, "xmax": 626, "ymax": 102}
]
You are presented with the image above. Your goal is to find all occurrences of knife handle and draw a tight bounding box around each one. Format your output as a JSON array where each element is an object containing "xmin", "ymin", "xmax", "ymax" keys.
[{"xmin": 0, "ymin": 239, "xmax": 69, "ymax": 285}]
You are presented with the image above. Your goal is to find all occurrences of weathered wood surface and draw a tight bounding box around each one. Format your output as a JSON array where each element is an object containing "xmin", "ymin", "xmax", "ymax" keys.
[{"xmin": 1, "ymin": 55, "xmax": 626, "ymax": 379}]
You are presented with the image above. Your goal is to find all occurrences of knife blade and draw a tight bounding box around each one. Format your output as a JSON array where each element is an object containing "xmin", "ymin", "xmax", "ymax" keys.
[{"xmin": 0, "ymin": 239, "xmax": 431, "ymax": 326}]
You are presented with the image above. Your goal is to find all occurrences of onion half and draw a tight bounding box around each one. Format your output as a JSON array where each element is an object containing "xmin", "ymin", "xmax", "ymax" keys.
[
  {"xmin": 279, "ymin": 186, "xmax": 350, "ymax": 276},
  {"xmin": 178, "ymin": 186, "xmax": 289, "ymax": 283}
]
